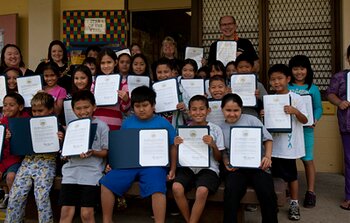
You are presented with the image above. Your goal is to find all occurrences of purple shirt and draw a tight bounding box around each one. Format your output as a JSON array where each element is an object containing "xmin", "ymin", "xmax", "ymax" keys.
[{"xmin": 327, "ymin": 70, "xmax": 350, "ymax": 133}]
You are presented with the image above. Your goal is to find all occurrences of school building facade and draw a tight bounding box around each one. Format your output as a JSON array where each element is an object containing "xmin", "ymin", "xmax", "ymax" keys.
[{"xmin": 0, "ymin": 0, "xmax": 349, "ymax": 173}]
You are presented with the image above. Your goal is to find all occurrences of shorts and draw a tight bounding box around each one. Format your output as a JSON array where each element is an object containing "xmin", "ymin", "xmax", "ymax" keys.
[
  {"xmin": 59, "ymin": 184, "xmax": 100, "ymax": 207},
  {"xmin": 271, "ymin": 157, "xmax": 297, "ymax": 182},
  {"xmin": 174, "ymin": 167, "xmax": 220, "ymax": 193},
  {"xmin": 100, "ymin": 167, "xmax": 167, "ymax": 198},
  {"xmin": 2, "ymin": 163, "xmax": 21, "ymax": 180},
  {"xmin": 301, "ymin": 128, "xmax": 314, "ymax": 161}
]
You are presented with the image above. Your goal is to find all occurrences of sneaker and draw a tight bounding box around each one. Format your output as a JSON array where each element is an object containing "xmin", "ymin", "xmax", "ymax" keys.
[
  {"xmin": 288, "ymin": 202, "xmax": 300, "ymax": 221},
  {"xmin": 303, "ymin": 191, "xmax": 316, "ymax": 208},
  {"xmin": 0, "ymin": 195, "xmax": 9, "ymax": 209},
  {"xmin": 245, "ymin": 204, "xmax": 258, "ymax": 212}
]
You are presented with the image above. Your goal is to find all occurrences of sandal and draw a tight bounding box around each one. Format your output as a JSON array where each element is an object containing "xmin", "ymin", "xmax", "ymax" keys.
[{"xmin": 340, "ymin": 200, "xmax": 350, "ymax": 210}]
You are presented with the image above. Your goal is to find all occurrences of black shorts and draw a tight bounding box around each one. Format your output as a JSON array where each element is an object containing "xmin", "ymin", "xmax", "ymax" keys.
[
  {"xmin": 271, "ymin": 157, "xmax": 298, "ymax": 182},
  {"xmin": 174, "ymin": 167, "xmax": 220, "ymax": 193},
  {"xmin": 59, "ymin": 184, "xmax": 100, "ymax": 207}
]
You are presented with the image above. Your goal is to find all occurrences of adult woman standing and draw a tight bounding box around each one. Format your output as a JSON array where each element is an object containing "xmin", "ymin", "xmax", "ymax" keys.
[{"xmin": 0, "ymin": 44, "xmax": 35, "ymax": 76}]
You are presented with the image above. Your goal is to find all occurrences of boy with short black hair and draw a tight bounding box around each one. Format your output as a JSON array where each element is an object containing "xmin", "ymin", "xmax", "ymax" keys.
[
  {"xmin": 172, "ymin": 95, "xmax": 224, "ymax": 223},
  {"xmin": 59, "ymin": 90, "xmax": 108, "ymax": 223},
  {"xmin": 267, "ymin": 64, "xmax": 308, "ymax": 221},
  {"xmin": 100, "ymin": 86, "xmax": 177, "ymax": 223}
]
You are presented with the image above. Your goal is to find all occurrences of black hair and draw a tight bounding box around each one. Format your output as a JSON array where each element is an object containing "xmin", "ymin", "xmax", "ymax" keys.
[
  {"xmin": 96, "ymin": 48, "xmax": 118, "ymax": 75},
  {"xmin": 4, "ymin": 92, "xmax": 25, "ymax": 107},
  {"xmin": 288, "ymin": 55, "xmax": 314, "ymax": 90},
  {"xmin": 153, "ymin": 57, "xmax": 173, "ymax": 81},
  {"xmin": 71, "ymin": 65, "xmax": 93, "ymax": 94},
  {"xmin": 268, "ymin": 64, "xmax": 291, "ymax": 78},
  {"xmin": 47, "ymin": 40, "xmax": 68, "ymax": 64},
  {"xmin": 71, "ymin": 90, "xmax": 96, "ymax": 108},
  {"xmin": 83, "ymin": 57, "xmax": 97, "ymax": 66},
  {"xmin": 209, "ymin": 60, "xmax": 226, "ymax": 79},
  {"xmin": 131, "ymin": 86, "xmax": 156, "ymax": 108},
  {"xmin": 0, "ymin": 44, "xmax": 25, "ymax": 68},
  {"xmin": 182, "ymin": 58, "xmax": 198, "ymax": 73},
  {"xmin": 130, "ymin": 53, "xmax": 150, "ymax": 76},
  {"xmin": 234, "ymin": 53, "xmax": 254, "ymax": 68},
  {"xmin": 42, "ymin": 62, "xmax": 61, "ymax": 77},
  {"xmin": 209, "ymin": 75, "xmax": 226, "ymax": 86},
  {"xmin": 221, "ymin": 93, "xmax": 243, "ymax": 108},
  {"xmin": 197, "ymin": 66, "xmax": 209, "ymax": 79},
  {"xmin": 85, "ymin": 45, "xmax": 101, "ymax": 57},
  {"xmin": 188, "ymin": 95, "xmax": 209, "ymax": 109}
]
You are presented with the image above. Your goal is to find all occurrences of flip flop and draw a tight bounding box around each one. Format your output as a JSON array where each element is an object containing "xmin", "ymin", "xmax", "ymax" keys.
[{"xmin": 340, "ymin": 200, "xmax": 350, "ymax": 210}]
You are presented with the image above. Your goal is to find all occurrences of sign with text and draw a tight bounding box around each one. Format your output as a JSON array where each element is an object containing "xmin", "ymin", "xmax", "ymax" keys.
[{"xmin": 84, "ymin": 18, "xmax": 106, "ymax": 35}]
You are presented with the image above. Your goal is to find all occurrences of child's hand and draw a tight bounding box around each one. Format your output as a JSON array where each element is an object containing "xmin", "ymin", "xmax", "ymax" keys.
[
  {"xmin": 118, "ymin": 90, "xmax": 129, "ymax": 102},
  {"xmin": 201, "ymin": 58, "xmax": 207, "ymax": 67},
  {"xmin": 260, "ymin": 156, "xmax": 272, "ymax": 171},
  {"xmin": 167, "ymin": 169, "xmax": 175, "ymax": 181},
  {"xmin": 202, "ymin": 135, "xmax": 215, "ymax": 147},
  {"xmin": 283, "ymin": 105, "xmax": 298, "ymax": 115},
  {"xmin": 57, "ymin": 131, "xmax": 64, "ymax": 142},
  {"xmin": 80, "ymin": 150, "xmax": 93, "ymax": 159},
  {"xmin": 105, "ymin": 164, "xmax": 112, "ymax": 173},
  {"xmin": 225, "ymin": 162, "xmax": 238, "ymax": 172},
  {"xmin": 255, "ymin": 89, "xmax": 260, "ymax": 98},
  {"xmin": 5, "ymin": 129, "xmax": 11, "ymax": 140},
  {"xmin": 174, "ymin": 136, "xmax": 183, "ymax": 146},
  {"xmin": 338, "ymin": 100, "xmax": 350, "ymax": 110},
  {"xmin": 176, "ymin": 102, "xmax": 186, "ymax": 111},
  {"xmin": 61, "ymin": 156, "xmax": 70, "ymax": 161}
]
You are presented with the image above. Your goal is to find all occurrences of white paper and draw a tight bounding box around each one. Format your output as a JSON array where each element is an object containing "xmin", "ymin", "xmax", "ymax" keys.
[
  {"xmin": 127, "ymin": 75, "xmax": 150, "ymax": 97},
  {"xmin": 153, "ymin": 79, "xmax": 179, "ymax": 113},
  {"xmin": 216, "ymin": 41, "xmax": 237, "ymax": 66},
  {"xmin": 17, "ymin": 75, "xmax": 42, "ymax": 107},
  {"xmin": 230, "ymin": 127, "xmax": 262, "ymax": 168},
  {"xmin": 62, "ymin": 119, "xmax": 90, "ymax": 156},
  {"xmin": 0, "ymin": 76, "xmax": 6, "ymax": 107},
  {"xmin": 178, "ymin": 127, "xmax": 209, "ymax": 167},
  {"xmin": 115, "ymin": 48, "xmax": 131, "ymax": 57},
  {"xmin": 63, "ymin": 100, "xmax": 78, "ymax": 124},
  {"xmin": 301, "ymin": 95, "xmax": 314, "ymax": 126},
  {"xmin": 30, "ymin": 116, "xmax": 60, "ymax": 153},
  {"xmin": 180, "ymin": 79, "xmax": 205, "ymax": 99},
  {"xmin": 263, "ymin": 95, "xmax": 291, "ymax": 130},
  {"xmin": 205, "ymin": 79, "xmax": 211, "ymax": 98},
  {"xmin": 231, "ymin": 74, "xmax": 257, "ymax": 107},
  {"xmin": 0, "ymin": 125, "xmax": 5, "ymax": 156},
  {"xmin": 207, "ymin": 100, "xmax": 225, "ymax": 125},
  {"xmin": 94, "ymin": 74, "xmax": 120, "ymax": 106},
  {"xmin": 139, "ymin": 129, "xmax": 168, "ymax": 166},
  {"xmin": 347, "ymin": 72, "xmax": 350, "ymax": 102},
  {"xmin": 185, "ymin": 47, "xmax": 204, "ymax": 70}
]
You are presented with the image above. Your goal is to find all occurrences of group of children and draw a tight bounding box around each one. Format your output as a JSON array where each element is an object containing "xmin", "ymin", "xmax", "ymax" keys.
[{"xmin": 0, "ymin": 42, "xmax": 323, "ymax": 223}]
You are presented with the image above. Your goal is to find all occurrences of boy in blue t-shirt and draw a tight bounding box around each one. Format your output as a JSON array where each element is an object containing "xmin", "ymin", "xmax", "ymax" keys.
[{"xmin": 100, "ymin": 86, "xmax": 177, "ymax": 223}]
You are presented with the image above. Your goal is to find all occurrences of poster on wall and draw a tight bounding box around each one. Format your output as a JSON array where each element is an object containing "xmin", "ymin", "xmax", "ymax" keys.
[{"xmin": 84, "ymin": 18, "xmax": 106, "ymax": 35}]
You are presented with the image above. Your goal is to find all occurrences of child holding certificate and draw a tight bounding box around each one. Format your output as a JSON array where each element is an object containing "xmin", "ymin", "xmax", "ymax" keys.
[
  {"xmin": 220, "ymin": 93, "xmax": 278, "ymax": 223},
  {"xmin": 288, "ymin": 55, "xmax": 323, "ymax": 208},
  {"xmin": 172, "ymin": 95, "xmax": 225, "ymax": 223},
  {"xmin": 59, "ymin": 90, "xmax": 108, "ymax": 223},
  {"xmin": 130, "ymin": 53, "xmax": 150, "ymax": 77},
  {"xmin": 267, "ymin": 64, "xmax": 308, "ymax": 221},
  {"xmin": 70, "ymin": 65, "xmax": 93, "ymax": 96},
  {"xmin": 181, "ymin": 58, "xmax": 198, "ymax": 79},
  {"xmin": 0, "ymin": 93, "xmax": 28, "ymax": 208},
  {"xmin": 4, "ymin": 67, "xmax": 23, "ymax": 94},
  {"xmin": 6, "ymin": 92, "xmax": 64, "ymax": 223},
  {"xmin": 100, "ymin": 86, "xmax": 177, "ymax": 223}
]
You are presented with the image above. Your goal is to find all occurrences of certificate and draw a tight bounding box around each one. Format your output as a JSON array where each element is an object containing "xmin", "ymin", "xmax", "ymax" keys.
[
  {"xmin": 180, "ymin": 79, "xmax": 205, "ymax": 99},
  {"xmin": 63, "ymin": 100, "xmax": 78, "ymax": 124},
  {"xmin": 231, "ymin": 74, "xmax": 257, "ymax": 107},
  {"xmin": 139, "ymin": 129, "xmax": 169, "ymax": 166},
  {"xmin": 94, "ymin": 74, "xmax": 121, "ymax": 106},
  {"xmin": 17, "ymin": 75, "xmax": 42, "ymax": 107},
  {"xmin": 185, "ymin": 47, "xmax": 204, "ymax": 70},
  {"xmin": 178, "ymin": 126, "xmax": 209, "ymax": 167},
  {"xmin": 207, "ymin": 100, "xmax": 225, "ymax": 125},
  {"xmin": 230, "ymin": 127, "xmax": 262, "ymax": 168},
  {"xmin": 263, "ymin": 95, "xmax": 292, "ymax": 132},
  {"xmin": 205, "ymin": 79, "xmax": 211, "ymax": 97},
  {"xmin": 152, "ymin": 78, "xmax": 179, "ymax": 113},
  {"xmin": 0, "ymin": 76, "xmax": 6, "ymax": 107},
  {"xmin": 301, "ymin": 94, "xmax": 314, "ymax": 126},
  {"xmin": 127, "ymin": 75, "xmax": 151, "ymax": 97},
  {"xmin": 30, "ymin": 116, "xmax": 60, "ymax": 153},
  {"xmin": 347, "ymin": 71, "xmax": 350, "ymax": 102},
  {"xmin": 115, "ymin": 48, "xmax": 131, "ymax": 57},
  {"xmin": 62, "ymin": 118, "xmax": 91, "ymax": 156},
  {"xmin": 0, "ymin": 125, "xmax": 5, "ymax": 159},
  {"xmin": 216, "ymin": 41, "xmax": 237, "ymax": 66}
]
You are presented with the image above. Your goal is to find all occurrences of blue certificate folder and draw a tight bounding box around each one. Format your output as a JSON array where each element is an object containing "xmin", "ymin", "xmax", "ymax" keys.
[
  {"xmin": 108, "ymin": 129, "xmax": 169, "ymax": 169},
  {"xmin": 8, "ymin": 117, "xmax": 97, "ymax": 155}
]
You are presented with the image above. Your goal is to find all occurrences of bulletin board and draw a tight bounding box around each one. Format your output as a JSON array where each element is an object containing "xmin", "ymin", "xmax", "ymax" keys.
[{"xmin": 63, "ymin": 10, "xmax": 128, "ymax": 50}]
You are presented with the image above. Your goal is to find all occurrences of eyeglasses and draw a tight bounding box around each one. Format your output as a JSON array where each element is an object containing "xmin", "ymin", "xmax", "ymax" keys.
[{"xmin": 220, "ymin": 22, "xmax": 235, "ymax": 27}]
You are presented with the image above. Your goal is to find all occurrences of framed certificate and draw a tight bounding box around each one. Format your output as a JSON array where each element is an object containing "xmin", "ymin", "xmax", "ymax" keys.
[
  {"xmin": 216, "ymin": 41, "xmax": 237, "ymax": 66},
  {"xmin": 300, "ymin": 94, "xmax": 314, "ymax": 126},
  {"xmin": 62, "ymin": 118, "xmax": 91, "ymax": 156},
  {"xmin": 63, "ymin": 99, "xmax": 78, "ymax": 125},
  {"xmin": 17, "ymin": 75, "xmax": 43, "ymax": 107},
  {"xmin": 0, "ymin": 125, "xmax": 5, "ymax": 160},
  {"xmin": 152, "ymin": 78, "xmax": 179, "ymax": 113},
  {"xmin": 30, "ymin": 116, "xmax": 60, "ymax": 153},
  {"xmin": 127, "ymin": 75, "xmax": 151, "ymax": 97},
  {"xmin": 263, "ymin": 95, "xmax": 292, "ymax": 133},
  {"xmin": 207, "ymin": 99, "xmax": 225, "ymax": 125},
  {"xmin": 109, "ymin": 128, "xmax": 169, "ymax": 169},
  {"xmin": 0, "ymin": 75, "xmax": 7, "ymax": 107},
  {"xmin": 178, "ymin": 126, "xmax": 210, "ymax": 167},
  {"xmin": 231, "ymin": 74, "xmax": 257, "ymax": 107},
  {"xmin": 185, "ymin": 46, "xmax": 204, "ymax": 70},
  {"xmin": 347, "ymin": 71, "xmax": 350, "ymax": 102},
  {"xmin": 180, "ymin": 79, "xmax": 205, "ymax": 99},
  {"xmin": 94, "ymin": 74, "xmax": 121, "ymax": 106},
  {"xmin": 230, "ymin": 126, "xmax": 262, "ymax": 168}
]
